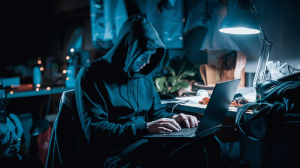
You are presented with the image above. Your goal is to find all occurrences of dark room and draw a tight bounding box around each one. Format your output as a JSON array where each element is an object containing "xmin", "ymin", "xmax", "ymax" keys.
[{"xmin": 1, "ymin": 0, "xmax": 299, "ymax": 168}]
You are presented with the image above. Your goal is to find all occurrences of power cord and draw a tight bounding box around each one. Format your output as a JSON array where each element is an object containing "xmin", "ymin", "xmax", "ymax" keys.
[{"xmin": 168, "ymin": 100, "xmax": 189, "ymax": 119}]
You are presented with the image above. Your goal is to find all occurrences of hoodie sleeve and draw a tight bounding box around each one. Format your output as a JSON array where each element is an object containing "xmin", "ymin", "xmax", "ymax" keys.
[
  {"xmin": 148, "ymin": 83, "xmax": 178, "ymax": 121},
  {"xmin": 75, "ymin": 68, "xmax": 149, "ymax": 150}
]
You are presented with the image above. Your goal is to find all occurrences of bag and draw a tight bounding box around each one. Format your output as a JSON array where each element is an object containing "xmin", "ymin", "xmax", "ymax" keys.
[{"xmin": 235, "ymin": 72, "xmax": 300, "ymax": 141}]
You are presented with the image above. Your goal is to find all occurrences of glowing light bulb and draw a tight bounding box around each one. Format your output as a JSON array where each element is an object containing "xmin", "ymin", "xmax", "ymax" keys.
[
  {"xmin": 10, "ymin": 91, "xmax": 13, "ymax": 94},
  {"xmin": 47, "ymin": 87, "xmax": 50, "ymax": 90},
  {"xmin": 40, "ymin": 67, "xmax": 44, "ymax": 71},
  {"xmin": 37, "ymin": 84, "xmax": 40, "ymax": 87},
  {"xmin": 38, "ymin": 60, "xmax": 41, "ymax": 64},
  {"xmin": 66, "ymin": 56, "xmax": 70, "ymax": 60},
  {"xmin": 66, "ymin": 77, "xmax": 69, "ymax": 81},
  {"xmin": 179, "ymin": 37, "xmax": 183, "ymax": 40},
  {"xmin": 63, "ymin": 70, "xmax": 66, "ymax": 74},
  {"xmin": 70, "ymin": 48, "xmax": 74, "ymax": 52},
  {"xmin": 36, "ymin": 88, "xmax": 39, "ymax": 91}
]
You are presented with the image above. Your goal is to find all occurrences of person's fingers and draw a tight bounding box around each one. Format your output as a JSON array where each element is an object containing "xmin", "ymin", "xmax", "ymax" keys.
[
  {"xmin": 169, "ymin": 119, "xmax": 181, "ymax": 130},
  {"xmin": 179, "ymin": 113, "xmax": 190, "ymax": 128},
  {"xmin": 193, "ymin": 116, "xmax": 198, "ymax": 126},
  {"xmin": 187, "ymin": 115, "xmax": 195, "ymax": 127},
  {"xmin": 158, "ymin": 118, "xmax": 181, "ymax": 130},
  {"xmin": 158, "ymin": 127, "xmax": 172, "ymax": 133},
  {"xmin": 159, "ymin": 122, "xmax": 179, "ymax": 132}
]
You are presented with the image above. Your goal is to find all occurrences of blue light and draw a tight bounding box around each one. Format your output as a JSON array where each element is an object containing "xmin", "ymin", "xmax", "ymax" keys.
[{"xmin": 219, "ymin": 27, "xmax": 260, "ymax": 34}]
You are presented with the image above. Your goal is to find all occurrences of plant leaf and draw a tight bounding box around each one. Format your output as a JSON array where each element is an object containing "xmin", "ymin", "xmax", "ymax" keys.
[
  {"xmin": 177, "ymin": 80, "xmax": 190, "ymax": 89},
  {"xmin": 155, "ymin": 77, "xmax": 166, "ymax": 92},
  {"xmin": 170, "ymin": 83, "xmax": 181, "ymax": 93},
  {"xmin": 162, "ymin": 85, "xmax": 168, "ymax": 94},
  {"xmin": 167, "ymin": 76, "xmax": 177, "ymax": 86},
  {"xmin": 163, "ymin": 66, "xmax": 176, "ymax": 76},
  {"xmin": 178, "ymin": 70, "xmax": 196, "ymax": 80}
]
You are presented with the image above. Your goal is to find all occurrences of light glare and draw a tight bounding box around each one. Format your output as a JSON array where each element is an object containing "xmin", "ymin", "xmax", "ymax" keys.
[
  {"xmin": 219, "ymin": 27, "xmax": 260, "ymax": 34},
  {"xmin": 37, "ymin": 84, "xmax": 40, "ymax": 87},
  {"xmin": 36, "ymin": 88, "xmax": 39, "ymax": 91},
  {"xmin": 66, "ymin": 56, "xmax": 70, "ymax": 60}
]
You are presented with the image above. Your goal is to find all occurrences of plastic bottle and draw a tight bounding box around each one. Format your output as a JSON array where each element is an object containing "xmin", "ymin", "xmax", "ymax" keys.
[
  {"xmin": 65, "ymin": 64, "xmax": 75, "ymax": 88},
  {"xmin": 33, "ymin": 66, "xmax": 41, "ymax": 87}
]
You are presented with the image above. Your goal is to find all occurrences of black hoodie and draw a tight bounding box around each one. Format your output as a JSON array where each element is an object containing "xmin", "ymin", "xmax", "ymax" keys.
[{"xmin": 73, "ymin": 15, "xmax": 177, "ymax": 167}]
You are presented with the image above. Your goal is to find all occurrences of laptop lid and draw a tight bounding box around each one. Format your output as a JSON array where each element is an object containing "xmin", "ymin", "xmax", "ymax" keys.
[{"xmin": 195, "ymin": 79, "xmax": 241, "ymax": 135}]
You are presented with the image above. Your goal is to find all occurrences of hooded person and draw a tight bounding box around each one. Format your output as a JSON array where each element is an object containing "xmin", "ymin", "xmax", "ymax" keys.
[{"xmin": 46, "ymin": 15, "xmax": 221, "ymax": 168}]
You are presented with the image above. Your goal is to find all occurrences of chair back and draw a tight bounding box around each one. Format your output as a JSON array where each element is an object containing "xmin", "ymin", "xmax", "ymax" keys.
[{"xmin": 60, "ymin": 89, "xmax": 76, "ymax": 120}]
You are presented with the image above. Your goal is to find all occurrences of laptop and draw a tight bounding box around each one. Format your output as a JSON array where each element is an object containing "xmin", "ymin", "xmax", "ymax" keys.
[{"xmin": 143, "ymin": 79, "xmax": 241, "ymax": 140}]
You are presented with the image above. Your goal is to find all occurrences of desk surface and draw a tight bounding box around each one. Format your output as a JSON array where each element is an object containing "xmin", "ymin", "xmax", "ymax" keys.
[
  {"xmin": 164, "ymin": 95, "xmax": 255, "ymax": 118},
  {"xmin": 164, "ymin": 103, "xmax": 250, "ymax": 118},
  {"xmin": 7, "ymin": 87, "xmax": 74, "ymax": 99}
]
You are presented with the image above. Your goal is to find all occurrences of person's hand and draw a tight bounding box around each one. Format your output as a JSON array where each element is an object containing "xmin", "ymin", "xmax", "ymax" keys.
[
  {"xmin": 171, "ymin": 113, "xmax": 199, "ymax": 128},
  {"xmin": 147, "ymin": 118, "xmax": 181, "ymax": 134}
]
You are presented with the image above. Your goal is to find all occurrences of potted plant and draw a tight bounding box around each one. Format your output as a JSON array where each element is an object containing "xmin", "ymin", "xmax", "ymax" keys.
[{"xmin": 153, "ymin": 54, "xmax": 202, "ymax": 94}]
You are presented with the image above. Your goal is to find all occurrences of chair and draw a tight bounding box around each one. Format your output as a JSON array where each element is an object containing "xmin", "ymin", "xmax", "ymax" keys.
[{"xmin": 46, "ymin": 89, "xmax": 79, "ymax": 167}]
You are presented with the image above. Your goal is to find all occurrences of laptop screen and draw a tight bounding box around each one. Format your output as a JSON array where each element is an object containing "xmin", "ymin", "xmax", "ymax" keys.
[{"xmin": 195, "ymin": 79, "xmax": 240, "ymax": 135}]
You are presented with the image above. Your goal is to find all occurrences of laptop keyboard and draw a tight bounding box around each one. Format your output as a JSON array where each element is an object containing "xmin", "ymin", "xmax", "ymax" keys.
[{"xmin": 157, "ymin": 127, "xmax": 197, "ymax": 136}]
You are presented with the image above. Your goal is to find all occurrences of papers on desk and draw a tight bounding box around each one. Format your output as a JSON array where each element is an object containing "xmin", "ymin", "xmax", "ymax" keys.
[
  {"xmin": 175, "ymin": 96, "xmax": 208, "ymax": 104},
  {"xmin": 243, "ymin": 93, "xmax": 256, "ymax": 102}
]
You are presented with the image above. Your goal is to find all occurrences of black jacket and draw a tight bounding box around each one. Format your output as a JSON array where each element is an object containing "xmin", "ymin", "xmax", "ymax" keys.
[{"xmin": 46, "ymin": 15, "xmax": 177, "ymax": 168}]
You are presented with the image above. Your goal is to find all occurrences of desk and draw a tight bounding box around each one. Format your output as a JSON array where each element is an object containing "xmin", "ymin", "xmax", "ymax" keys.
[
  {"xmin": 163, "ymin": 95, "xmax": 255, "ymax": 118},
  {"xmin": 7, "ymin": 87, "xmax": 74, "ymax": 99},
  {"xmin": 164, "ymin": 103, "xmax": 241, "ymax": 118}
]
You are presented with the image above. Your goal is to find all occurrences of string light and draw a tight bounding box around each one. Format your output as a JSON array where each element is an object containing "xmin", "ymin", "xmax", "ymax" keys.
[
  {"xmin": 10, "ymin": 91, "xmax": 13, "ymax": 94},
  {"xmin": 66, "ymin": 56, "xmax": 70, "ymax": 60},
  {"xmin": 66, "ymin": 77, "xmax": 69, "ymax": 81},
  {"xmin": 38, "ymin": 60, "xmax": 41, "ymax": 64},
  {"xmin": 40, "ymin": 67, "xmax": 44, "ymax": 71},
  {"xmin": 37, "ymin": 84, "xmax": 40, "ymax": 87},
  {"xmin": 70, "ymin": 48, "xmax": 74, "ymax": 52},
  {"xmin": 36, "ymin": 88, "xmax": 39, "ymax": 91},
  {"xmin": 63, "ymin": 70, "xmax": 66, "ymax": 74},
  {"xmin": 47, "ymin": 87, "xmax": 50, "ymax": 90}
]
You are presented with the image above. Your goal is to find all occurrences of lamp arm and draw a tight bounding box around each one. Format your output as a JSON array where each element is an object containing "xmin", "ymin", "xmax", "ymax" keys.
[{"xmin": 250, "ymin": 0, "xmax": 273, "ymax": 93}]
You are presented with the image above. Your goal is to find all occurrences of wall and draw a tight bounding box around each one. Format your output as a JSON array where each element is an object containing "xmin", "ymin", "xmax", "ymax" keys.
[{"xmin": 45, "ymin": 0, "xmax": 300, "ymax": 74}]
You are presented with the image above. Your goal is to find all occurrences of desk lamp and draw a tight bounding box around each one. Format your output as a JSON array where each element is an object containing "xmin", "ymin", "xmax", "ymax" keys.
[{"xmin": 219, "ymin": 0, "xmax": 273, "ymax": 92}]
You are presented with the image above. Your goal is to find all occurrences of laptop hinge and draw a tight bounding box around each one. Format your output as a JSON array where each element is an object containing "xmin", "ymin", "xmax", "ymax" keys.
[{"xmin": 195, "ymin": 124, "xmax": 222, "ymax": 141}]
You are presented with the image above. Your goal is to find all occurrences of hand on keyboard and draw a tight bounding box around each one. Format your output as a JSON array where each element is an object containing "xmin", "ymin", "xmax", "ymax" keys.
[
  {"xmin": 171, "ymin": 113, "xmax": 200, "ymax": 128},
  {"xmin": 147, "ymin": 118, "xmax": 181, "ymax": 134}
]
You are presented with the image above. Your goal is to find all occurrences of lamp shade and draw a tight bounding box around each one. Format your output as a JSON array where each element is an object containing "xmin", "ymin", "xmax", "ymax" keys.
[{"xmin": 220, "ymin": 7, "xmax": 260, "ymax": 34}]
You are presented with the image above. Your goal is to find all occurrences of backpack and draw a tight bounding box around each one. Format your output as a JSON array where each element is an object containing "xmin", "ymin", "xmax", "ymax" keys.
[{"xmin": 235, "ymin": 72, "xmax": 300, "ymax": 141}]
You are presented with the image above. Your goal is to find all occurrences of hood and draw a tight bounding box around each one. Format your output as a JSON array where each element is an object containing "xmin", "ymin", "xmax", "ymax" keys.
[{"xmin": 103, "ymin": 15, "xmax": 166, "ymax": 78}]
